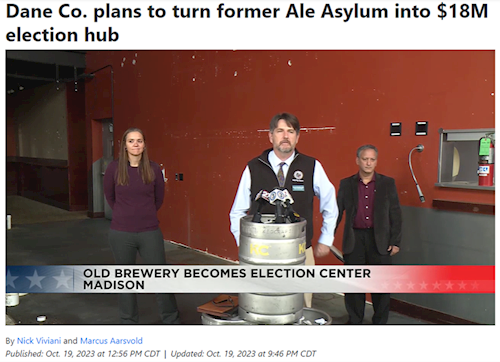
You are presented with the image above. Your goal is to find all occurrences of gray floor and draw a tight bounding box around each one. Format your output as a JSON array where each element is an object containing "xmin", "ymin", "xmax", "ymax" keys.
[
  {"xmin": 6, "ymin": 197, "xmax": 428, "ymax": 325},
  {"xmin": 6, "ymin": 195, "xmax": 88, "ymax": 225}
]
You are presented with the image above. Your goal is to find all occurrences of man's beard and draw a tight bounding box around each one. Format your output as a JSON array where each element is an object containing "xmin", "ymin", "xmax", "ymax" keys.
[{"xmin": 278, "ymin": 142, "xmax": 292, "ymax": 153}]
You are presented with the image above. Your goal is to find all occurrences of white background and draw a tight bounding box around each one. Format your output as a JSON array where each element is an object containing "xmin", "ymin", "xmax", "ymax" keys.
[{"xmin": 1, "ymin": 1, "xmax": 499, "ymax": 361}]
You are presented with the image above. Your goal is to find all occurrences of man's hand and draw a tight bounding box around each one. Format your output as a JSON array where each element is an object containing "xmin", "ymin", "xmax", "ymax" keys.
[
  {"xmin": 387, "ymin": 245, "xmax": 400, "ymax": 256},
  {"xmin": 314, "ymin": 243, "xmax": 330, "ymax": 258}
]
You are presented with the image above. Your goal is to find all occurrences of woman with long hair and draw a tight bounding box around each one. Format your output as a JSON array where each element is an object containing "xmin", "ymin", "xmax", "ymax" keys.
[{"xmin": 104, "ymin": 127, "xmax": 180, "ymax": 324}]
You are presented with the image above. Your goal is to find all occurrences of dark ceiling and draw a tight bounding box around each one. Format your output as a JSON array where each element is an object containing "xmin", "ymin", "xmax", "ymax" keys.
[{"xmin": 6, "ymin": 51, "xmax": 87, "ymax": 94}]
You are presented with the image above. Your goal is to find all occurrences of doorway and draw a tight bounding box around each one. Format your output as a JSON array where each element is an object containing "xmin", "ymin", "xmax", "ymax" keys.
[{"xmin": 101, "ymin": 119, "xmax": 114, "ymax": 220}]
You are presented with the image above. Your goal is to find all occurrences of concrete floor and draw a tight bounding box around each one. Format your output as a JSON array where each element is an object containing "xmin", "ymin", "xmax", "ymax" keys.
[
  {"xmin": 6, "ymin": 195, "xmax": 88, "ymax": 225},
  {"xmin": 6, "ymin": 197, "xmax": 428, "ymax": 325}
]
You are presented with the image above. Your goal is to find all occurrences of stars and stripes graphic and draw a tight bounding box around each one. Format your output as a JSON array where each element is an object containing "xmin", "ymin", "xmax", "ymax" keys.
[
  {"xmin": 5, "ymin": 265, "xmax": 495, "ymax": 294},
  {"xmin": 7, "ymin": 266, "xmax": 74, "ymax": 293}
]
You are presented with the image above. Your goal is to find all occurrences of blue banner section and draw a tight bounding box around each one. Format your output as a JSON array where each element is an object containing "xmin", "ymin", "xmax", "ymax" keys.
[{"xmin": 7, "ymin": 266, "xmax": 75, "ymax": 293}]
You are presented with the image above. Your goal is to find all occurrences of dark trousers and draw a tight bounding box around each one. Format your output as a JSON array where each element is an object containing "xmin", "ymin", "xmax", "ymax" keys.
[
  {"xmin": 108, "ymin": 228, "xmax": 180, "ymax": 324},
  {"xmin": 343, "ymin": 229, "xmax": 392, "ymax": 324}
]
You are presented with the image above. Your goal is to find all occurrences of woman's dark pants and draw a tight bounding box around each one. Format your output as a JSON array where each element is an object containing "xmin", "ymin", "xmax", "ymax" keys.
[{"xmin": 108, "ymin": 228, "xmax": 180, "ymax": 324}]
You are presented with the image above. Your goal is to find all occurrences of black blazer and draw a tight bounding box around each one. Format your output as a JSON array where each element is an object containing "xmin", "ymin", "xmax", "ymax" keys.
[{"xmin": 335, "ymin": 173, "xmax": 402, "ymax": 255}]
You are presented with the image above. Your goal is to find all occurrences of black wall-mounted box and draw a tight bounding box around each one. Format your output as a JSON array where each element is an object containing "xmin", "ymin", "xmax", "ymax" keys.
[
  {"xmin": 390, "ymin": 123, "xmax": 402, "ymax": 136},
  {"xmin": 416, "ymin": 121, "xmax": 428, "ymax": 136}
]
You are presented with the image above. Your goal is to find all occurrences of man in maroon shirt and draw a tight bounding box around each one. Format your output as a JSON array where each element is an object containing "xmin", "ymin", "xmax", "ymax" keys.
[{"xmin": 335, "ymin": 144, "xmax": 402, "ymax": 324}]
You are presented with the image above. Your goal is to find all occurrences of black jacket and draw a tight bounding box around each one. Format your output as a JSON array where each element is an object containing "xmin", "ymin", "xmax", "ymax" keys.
[{"xmin": 335, "ymin": 173, "xmax": 402, "ymax": 255}]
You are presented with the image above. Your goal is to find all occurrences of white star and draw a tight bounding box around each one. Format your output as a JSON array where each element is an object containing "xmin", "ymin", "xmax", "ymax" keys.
[
  {"xmin": 471, "ymin": 281, "xmax": 479, "ymax": 290},
  {"xmin": 381, "ymin": 282, "xmax": 389, "ymax": 289},
  {"xmin": 419, "ymin": 281, "xmax": 428, "ymax": 290},
  {"xmin": 26, "ymin": 270, "xmax": 46, "ymax": 289},
  {"xmin": 407, "ymin": 282, "xmax": 415, "ymax": 290},
  {"xmin": 53, "ymin": 270, "xmax": 72, "ymax": 289},
  {"xmin": 394, "ymin": 281, "xmax": 402, "ymax": 289},
  {"xmin": 433, "ymin": 281, "xmax": 441, "ymax": 290},
  {"xmin": 458, "ymin": 281, "xmax": 467, "ymax": 290},
  {"xmin": 6, "ymin": 270, "xmax": 19, "ymax": 288},
  {"xmin": 445, "ymin": 281, "xmax": 454, "ymax": 290}
]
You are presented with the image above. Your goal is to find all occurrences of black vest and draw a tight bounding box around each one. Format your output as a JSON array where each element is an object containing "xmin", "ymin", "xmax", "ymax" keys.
[{"xmin": 248, "ymin": 149, "xmax": 316, "ymax": 248}]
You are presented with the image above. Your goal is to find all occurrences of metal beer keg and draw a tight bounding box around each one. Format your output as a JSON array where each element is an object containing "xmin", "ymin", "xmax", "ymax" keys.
[
  {"xmin": 201, "ymin": 308, "xmax": 332, "ymax": 325},
  {"xmin": 201, "ymin": 313, "xmax": 251, "ymax": 325},
  {"xmin": 238, "ymin": 214, "xmax": 306, "ymax": 324}
]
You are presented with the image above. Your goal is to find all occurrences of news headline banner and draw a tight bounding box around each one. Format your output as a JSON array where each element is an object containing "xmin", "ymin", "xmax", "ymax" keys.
[
  {"xmin": 6, "ymin": 265, "xmax": 494, "ymax": 294},
  {"xmin": 4, "ymin": 2, "xmax": 490, "ymax": 43}
]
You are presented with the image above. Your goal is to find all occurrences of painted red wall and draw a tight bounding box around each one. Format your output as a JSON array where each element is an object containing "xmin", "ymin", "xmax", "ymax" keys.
[{"xmin": 85, "ymin": 50, "xmax": 495, "ymax": 262}]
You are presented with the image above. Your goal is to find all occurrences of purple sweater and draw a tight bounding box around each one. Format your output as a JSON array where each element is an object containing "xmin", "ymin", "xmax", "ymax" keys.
[{"xmin": 103, "ymin": 160, "xmax": 164, "ymax": 232}]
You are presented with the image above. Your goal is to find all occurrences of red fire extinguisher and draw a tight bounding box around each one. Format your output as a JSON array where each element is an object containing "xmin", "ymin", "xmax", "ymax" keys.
[{"xmin": 478, "ymin": 134, "xmax": 494, "ymax": 186}]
